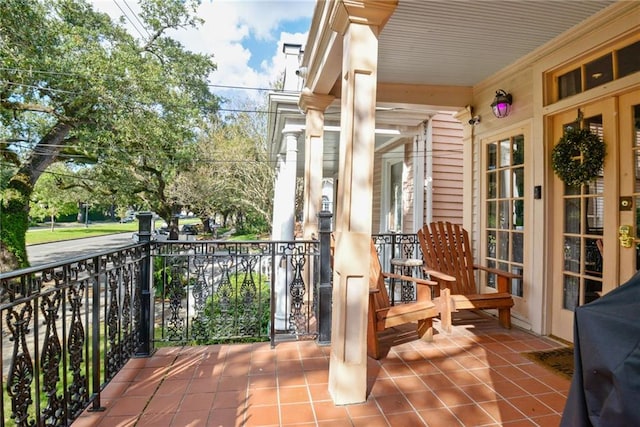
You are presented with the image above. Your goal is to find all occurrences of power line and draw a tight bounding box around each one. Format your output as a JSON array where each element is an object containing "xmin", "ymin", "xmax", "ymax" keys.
[
  {"xmin": 2, "ymin": 141, "xmax": 464, "ymax": 165},
  {"xmin": 121, "ymin": 0, "xmax": 151, "ymax": 37},
  {"xmin": 113, "ymin": 0, "xmax": 148, "ymax": 41},
  {"xmin": 1, "ymin": 81, "xmax": 278, "ymax": 115},
  {"xmin": 1, "ymin": 81, "xmax": 76, "ymax": 95},
  {"xmin": 0, "ymin": 67, "xmax": 286, "ymax": 93}
]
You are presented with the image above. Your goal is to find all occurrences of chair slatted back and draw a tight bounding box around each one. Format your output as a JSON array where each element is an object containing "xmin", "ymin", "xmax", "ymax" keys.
[
  {"xmin": 369, "ymin": 242, "xmax": 391, "ymax": 312},
  {"xmin": 418, "ymin": 221, "xmax": 476, "ymax": 295}
]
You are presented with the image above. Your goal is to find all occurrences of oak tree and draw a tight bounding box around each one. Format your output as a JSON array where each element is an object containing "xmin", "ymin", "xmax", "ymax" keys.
[{"xmin": 0, "ymin": 0, "xmax": 219, "ymax": 270}]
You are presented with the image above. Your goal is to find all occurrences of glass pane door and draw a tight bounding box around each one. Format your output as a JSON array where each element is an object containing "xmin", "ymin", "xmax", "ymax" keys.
[
  {"xmin": 551, "ymin": 98, "xmax": 617, "ymax": 343},
  {"xmin": 632, "ymin": 104, "xmax": 640, "ymax": 271},
  {"xmin": 485, "ymin": 135, "xmax": 525, "ymax": 297},
  {"xmin": 619, "ymin": 90, "xmax": 640, "ymax": 282},
  {"xmin": 560, "ymin": 116, "xmax": 604, "ymax": 310}
]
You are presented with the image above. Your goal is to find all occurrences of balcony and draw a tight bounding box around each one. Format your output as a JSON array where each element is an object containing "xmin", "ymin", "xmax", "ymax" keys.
[{"xmin": 0, "ymin": 228, "xmax": 570, "ymax": 426}]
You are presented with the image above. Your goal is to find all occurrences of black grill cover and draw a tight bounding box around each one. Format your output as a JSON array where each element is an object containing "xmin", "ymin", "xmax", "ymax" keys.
[{"xmin": 560, "ymin": 270, "xmax": 640, "ymax": 426}]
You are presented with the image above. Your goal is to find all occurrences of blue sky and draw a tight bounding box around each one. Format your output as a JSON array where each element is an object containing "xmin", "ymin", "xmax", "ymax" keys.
[
  {"xmin": 91, "ymin": 0, "xmax": 314, "ymax": 103},
  {"xmin": 243, "ymin": 16, "xmax": 311, "ymax": 71}
]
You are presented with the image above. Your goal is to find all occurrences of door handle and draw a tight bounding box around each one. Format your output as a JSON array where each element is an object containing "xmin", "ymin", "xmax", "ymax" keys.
[{"xmin": 619, "ymin": 225, "xmax": 633, "ymax": 248}]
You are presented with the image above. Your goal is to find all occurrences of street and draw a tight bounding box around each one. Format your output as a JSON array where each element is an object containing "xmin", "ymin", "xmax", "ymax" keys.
[{"xmin": 27, "ymin": 233, "xmax": 137, "ymax": 266}]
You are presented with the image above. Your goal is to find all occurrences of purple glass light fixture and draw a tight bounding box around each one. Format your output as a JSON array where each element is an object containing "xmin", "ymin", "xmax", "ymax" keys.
[{"xmin": 490, "ymin": 89, "xmax": 513, "ymax": 118}]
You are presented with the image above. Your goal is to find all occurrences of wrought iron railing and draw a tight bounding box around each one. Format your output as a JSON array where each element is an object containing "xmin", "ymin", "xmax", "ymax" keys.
[
  {"xmin": 372, "ymin": 233, "xmax": 423, "ymax": 303},
  {"xmin": 151, "ymin": 240, "xmax": 319, "ymax": 347},
  {"xmin": 0, "ymin": 220, "xmax": 417, "ymax": 425},
  {"xmin": 0, "ymin": 235, "xmax": 319, "ymax": 426},
  {"xmin": 372, "ymin": 233, "xmax": 421, "ymax": 269},
  {"xmin": 0, "ymin": 244, "xmax": 146, "ymax": 426}
]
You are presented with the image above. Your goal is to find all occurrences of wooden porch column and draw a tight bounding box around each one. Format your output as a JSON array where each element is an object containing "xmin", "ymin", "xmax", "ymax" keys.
[
  {"xmin": 299, "ymin": 91, "xmax": 335, "ymax": 240},
  {"xmin": 328, "ymin": 1, "xmax": 397, "ymax": 405}
]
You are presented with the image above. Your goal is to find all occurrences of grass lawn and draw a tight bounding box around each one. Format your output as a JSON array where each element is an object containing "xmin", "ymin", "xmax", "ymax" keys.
[{"xmin": 26, "ymin": 219, "xmax": 198, "ymax": 245}]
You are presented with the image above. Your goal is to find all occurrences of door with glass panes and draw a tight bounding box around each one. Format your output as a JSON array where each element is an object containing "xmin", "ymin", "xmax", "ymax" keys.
[
  {"xmin": 618, "ymin": 90, "xmax": 640, "ymax": 282},
  {"xmin": 550, "ymin": 92, "xmax": 639, "ymax": 342},
  {"xmin": 483, "ymin": 131, "xmax": 526, "ymax": 319}
]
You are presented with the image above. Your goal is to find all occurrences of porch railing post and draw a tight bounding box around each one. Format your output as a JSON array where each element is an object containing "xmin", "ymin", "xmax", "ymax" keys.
[
  {"xmin": 317, "ymin": 210, "xmax": 333, "ymax": 344},
  {"xmin": 136, "ymin": 212, "xmax": 153, "ymax": 357}
]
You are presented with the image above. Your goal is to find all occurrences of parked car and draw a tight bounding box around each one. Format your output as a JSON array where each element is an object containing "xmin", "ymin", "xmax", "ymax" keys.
[
  {"xmin": 157, "ymin": 223, "xmax": 169, "ymax": 234},
  {"xmin": 181, "ymin": 224, "xmax": 200, "ymax": 235},
  {"xmin": 120, "ymin": 215, "xmax": 135, "ymax": 223}
]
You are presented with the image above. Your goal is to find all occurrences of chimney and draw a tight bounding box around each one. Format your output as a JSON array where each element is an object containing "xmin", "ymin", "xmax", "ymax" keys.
[{"xmin": 282, "ymin": 43, "xmax": 303, "ymax": 92}]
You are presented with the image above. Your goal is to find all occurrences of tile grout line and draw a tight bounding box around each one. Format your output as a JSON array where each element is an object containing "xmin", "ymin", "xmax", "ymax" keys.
[{"xmin": 132, "ymin": 348, "xmax": 184, "ymax": 427}]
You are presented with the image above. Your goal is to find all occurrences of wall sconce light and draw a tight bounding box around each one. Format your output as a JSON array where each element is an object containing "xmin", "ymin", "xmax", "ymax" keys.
[{"xmin": 491, "ymin": 89, "xmax": 513, "ymax": 118}]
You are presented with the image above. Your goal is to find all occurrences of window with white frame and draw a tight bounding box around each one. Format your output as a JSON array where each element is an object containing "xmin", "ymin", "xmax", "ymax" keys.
[{"xmin": 382, "ymin": 148, "xmax": 404, "ymax": 233}]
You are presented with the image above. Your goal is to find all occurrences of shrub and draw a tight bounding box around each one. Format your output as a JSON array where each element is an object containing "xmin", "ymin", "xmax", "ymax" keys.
[{"xmin": 197, "ymin": 272, "xmax": 270, "ymax": 343}]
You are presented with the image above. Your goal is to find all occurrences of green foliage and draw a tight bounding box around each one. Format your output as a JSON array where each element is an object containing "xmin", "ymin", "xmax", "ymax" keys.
[
  {"xmin": 0, "ymin": 191, "xmax": 30, "ymax": 270},
  {"xmin": 29, "ymin": 164, "xmax": 80, "ymax": 225},
  {"xmin": 199, "ymin": 272, "xmax": 270, "ymax": 343},
  {"xmin": 236, "ymin": 211, "xmax": 270, "ymax": 235},
  {"xmin": 168, "ymin": 102, "xmax": 274, "ymax": 232},
  {"xmin": 0, "ymin": 0, "xmax": 221, "ymax": 266},
  {"xmin": 152, "ymin": 256, "xmax": 171, "ymax": 299}
]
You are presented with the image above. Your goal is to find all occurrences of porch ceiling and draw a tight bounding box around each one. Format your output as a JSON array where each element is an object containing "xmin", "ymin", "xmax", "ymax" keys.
[
  {"xmin": 294, "ymin": 0, "xmax": 618, "ymax": 176},
  {"xmin": 378, "ymin": 1, "xmax": 616, "ymax": 87}
]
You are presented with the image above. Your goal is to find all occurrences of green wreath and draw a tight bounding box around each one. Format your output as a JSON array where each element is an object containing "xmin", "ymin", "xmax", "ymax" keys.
[{"xmin": 552, "ymin": 127, "xmax": 606, "ymax": 187}]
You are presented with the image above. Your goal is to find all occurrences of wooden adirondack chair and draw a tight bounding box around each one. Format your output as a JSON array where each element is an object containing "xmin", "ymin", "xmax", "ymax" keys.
[
  {"xmin": 417, "ymin": 221, "xmax": 517, "ymax": 329},
  {"xmin": 367, "ymin": 241, "xmax": 451, "ymax": 359}
]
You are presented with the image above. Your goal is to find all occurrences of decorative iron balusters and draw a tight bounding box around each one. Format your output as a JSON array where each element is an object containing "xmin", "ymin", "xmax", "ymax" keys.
[
  {"xmin": 190, "ymin": 256, "xmax": 213, "ymax": 342},
  {"xmin": 0, "ymin": 243, "xmax": 147, "ymax": 427},
  {"xmin": 166, "ymin": 259, "xmax": 187, "ymax": 340},
  {"xmin": 121, "ymin": 265, "xmax": 133, "ymax": 355},
  {"xmin": 213, "ymin": 259, "xmax": 235, "ymax": 338},
  {"xmin": 191, "ymin": 256, "xmax": 213, "ymax": 312},
  {"xmin": 67, "ymin": 282, "xmax": 88, "ymax": 418},
  {"xmin": 238, "ymin": 256, "xmax": 259, "ymax": 336},
  {"xmin": 6, "ymin": 302, "xmax": 35, "ymax": 427},
  {"xmin": 373, "ymin": 233, "xmax": 422, "ymax": 303},
  {"xmin": 152, "ymin": 240, "xmax": 318, "ymax": 344},
  {"xmin": 40, "ymin": 291, "xmax": 65, "ymax": 425},
  {"xmin": 106, "ymin": 270, "xmax": 120, "ymax": 379},
  {"xmin": 287, "ymin": 246, "xmax": 307, "ymax": 335}
]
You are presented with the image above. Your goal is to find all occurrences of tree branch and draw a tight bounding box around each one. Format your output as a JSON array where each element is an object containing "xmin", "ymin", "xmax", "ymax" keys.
[
  {"xmin": 0, "ymin": 99, "xmax": 72, "ymax": 121},
  {"xmin": 141, "ymin": 26, "xmax": 168, "ymax": 52},
  {"xmin": 1, "ymin": 141, "xmax": 21, "ymax": 166}
]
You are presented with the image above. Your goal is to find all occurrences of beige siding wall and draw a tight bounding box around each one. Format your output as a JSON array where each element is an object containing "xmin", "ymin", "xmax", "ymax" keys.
[
  {"xmin": 371, "ymin": 116, "xmax": 464, "ymax": 234},
  {"xmin": 470, "ymin": 66, "xmax": 533, "ymax": 240},
  {"xmin": 431, "ymin": 113, "xmax": 464, "ymax": 224}
]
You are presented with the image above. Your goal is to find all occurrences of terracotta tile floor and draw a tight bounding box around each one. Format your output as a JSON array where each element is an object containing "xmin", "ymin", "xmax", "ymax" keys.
[{"xmin": 72, "ymin": 312, "xmax": 571, "ymax": 426}]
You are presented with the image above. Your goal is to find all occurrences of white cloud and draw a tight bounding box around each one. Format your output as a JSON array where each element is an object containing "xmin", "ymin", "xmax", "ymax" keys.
[{"xmin": 91, "ymin": 0, "xmax": 313, "ymax": 103}]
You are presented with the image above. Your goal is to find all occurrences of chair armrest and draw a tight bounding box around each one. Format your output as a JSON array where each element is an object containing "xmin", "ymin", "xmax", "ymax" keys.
[
  {"xmin": 473, "ymin": 264, "xmax": 521, "ymax": 279},
  {"xmin": 382, "ymin": 271, "xmax": 438, "ymax": 288},
  {"xmin": 421, "ymin": 268, "xmax": 456, "ymax": 285},
  {"xmin": 473, "ymin": 264, "xmax": 521, "ymax": 293}
]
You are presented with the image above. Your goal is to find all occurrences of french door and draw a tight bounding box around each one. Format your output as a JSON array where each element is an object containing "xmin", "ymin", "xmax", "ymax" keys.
[
  {"xmin": 618, "ymin": 90, "xmax": 640, "ymax": 281},
  {"xmin": 551, "ymin": 90, "xmax": 640, "ymax": 342}
]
